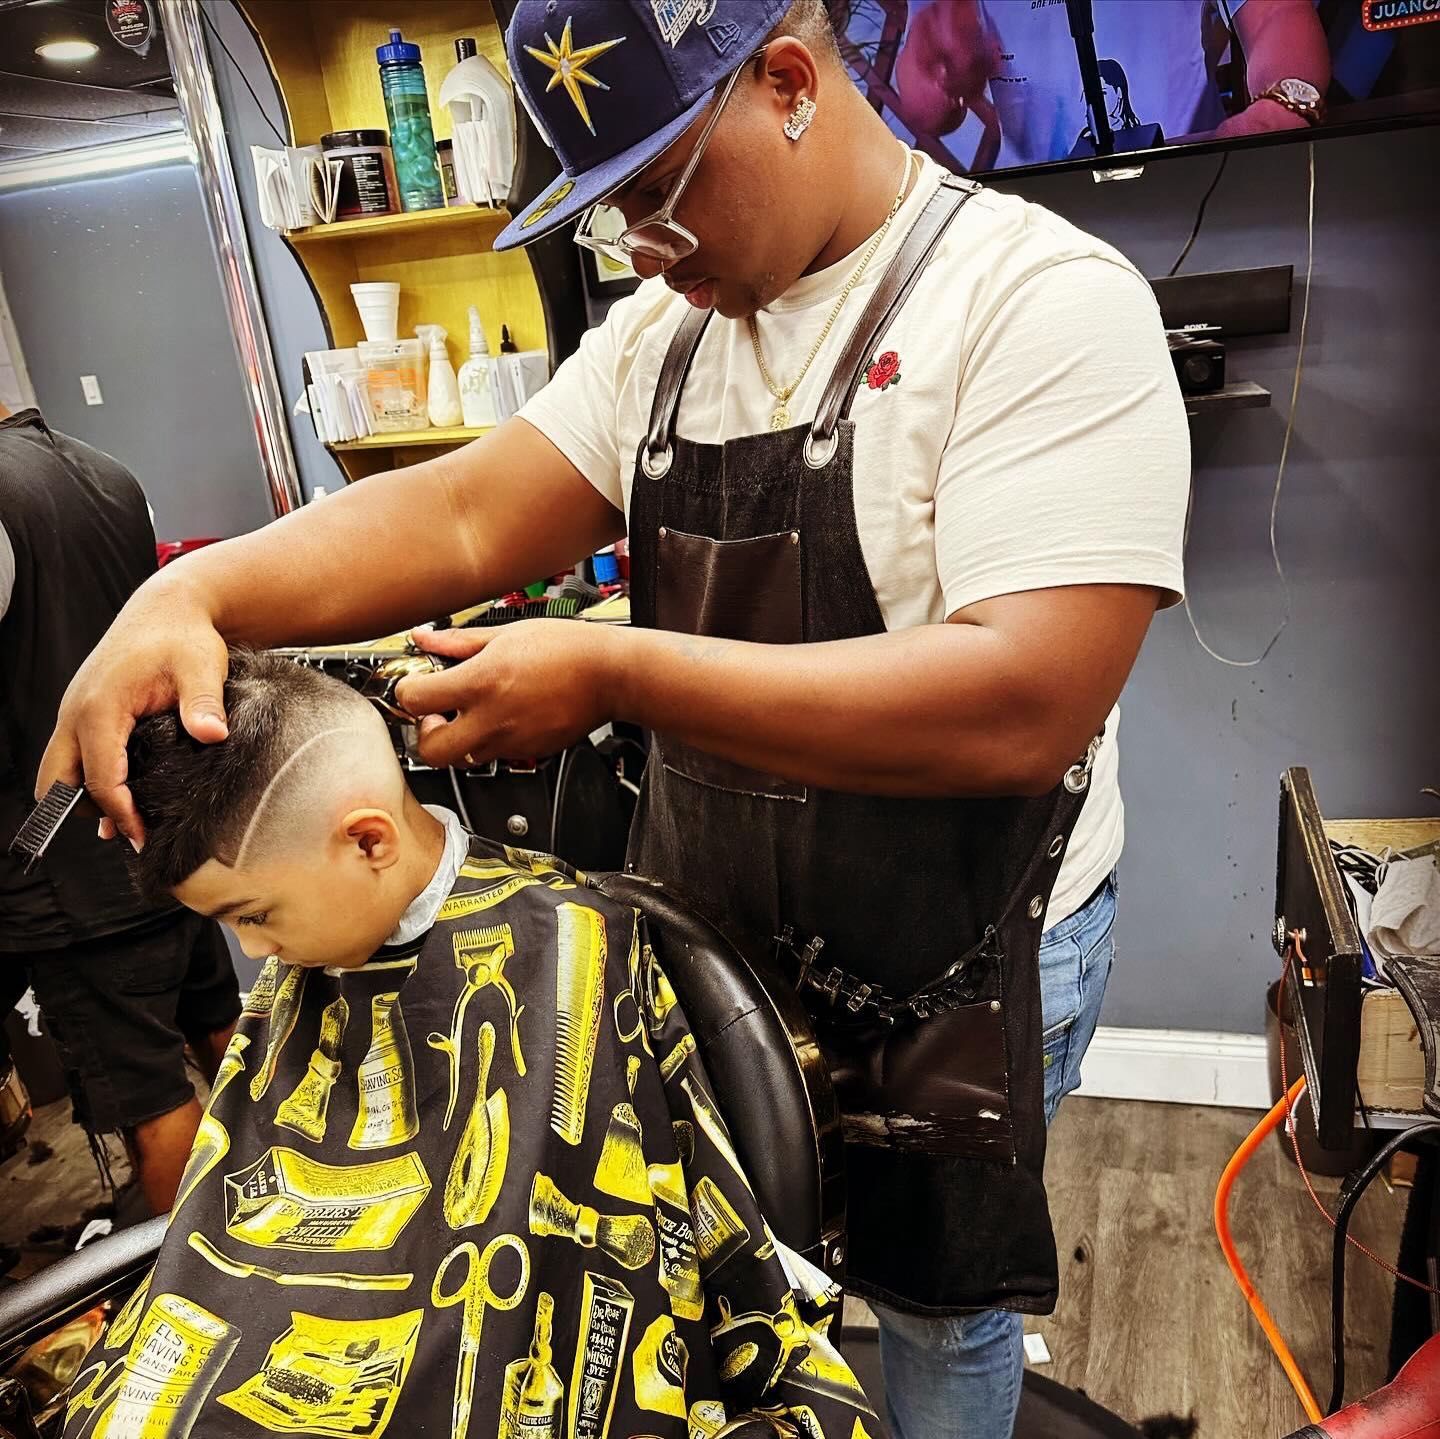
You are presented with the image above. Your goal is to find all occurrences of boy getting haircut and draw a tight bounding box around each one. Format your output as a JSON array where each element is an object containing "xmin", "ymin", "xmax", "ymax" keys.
[{"xmin": 63, "ymin": 648, "xmax": 874, "ymax": 1439}]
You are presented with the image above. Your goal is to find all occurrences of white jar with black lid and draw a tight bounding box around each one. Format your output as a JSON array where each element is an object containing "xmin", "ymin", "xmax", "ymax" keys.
[{"xmin": 321, "ymin": 131, "xmax": 399, "ymax": 219}]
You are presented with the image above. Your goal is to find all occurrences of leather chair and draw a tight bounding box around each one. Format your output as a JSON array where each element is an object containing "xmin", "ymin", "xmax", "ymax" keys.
[{"xmin": 592, "ymin": 872, "xmax": 847, "ymax": 1276}]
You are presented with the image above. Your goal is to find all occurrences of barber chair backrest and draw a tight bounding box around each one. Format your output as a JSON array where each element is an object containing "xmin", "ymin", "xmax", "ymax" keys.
[{"xmin": 593, "ymin": 873, "xmax": 847, "ymax": 1277}]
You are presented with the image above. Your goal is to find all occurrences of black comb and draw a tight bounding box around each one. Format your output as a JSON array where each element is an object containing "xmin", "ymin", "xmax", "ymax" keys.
[{"xmin": 8, "ymin": 781, "xmax": 94, "ymax": 873}]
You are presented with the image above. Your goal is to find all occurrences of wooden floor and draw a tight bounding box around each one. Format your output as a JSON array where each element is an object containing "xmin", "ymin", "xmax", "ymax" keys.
[
  {"xmin": 1036, "ymin": 1095, "xmax": 1403, "ymax": 1435},
  {"xmin": 0, "ymin": 1099, "xmax": 132, "ymax": 1285},
  {"xmin": 843, "ymin": 1096, "xmax": 1406, "ymax": 1437},
  {"xmin": 2, "ymin": 1095, "xmax": 1408, "ymax": 1436}
]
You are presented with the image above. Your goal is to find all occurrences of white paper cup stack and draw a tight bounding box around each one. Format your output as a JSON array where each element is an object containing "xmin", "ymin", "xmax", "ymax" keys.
[{"xmin": 351, "ymin": 282, "xmax": 400, "ymax": 342}]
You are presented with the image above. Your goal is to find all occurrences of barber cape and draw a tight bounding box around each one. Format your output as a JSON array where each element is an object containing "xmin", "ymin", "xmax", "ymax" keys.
[{"xmin": 62, "ymin": 836, "xmax": 878, "ymax": 1439}]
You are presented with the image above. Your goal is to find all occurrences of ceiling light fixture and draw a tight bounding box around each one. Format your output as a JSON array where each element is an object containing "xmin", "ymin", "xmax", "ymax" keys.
[{"xmin": 36, "ymin": 40, "xmax": 101, "ymax": 62}]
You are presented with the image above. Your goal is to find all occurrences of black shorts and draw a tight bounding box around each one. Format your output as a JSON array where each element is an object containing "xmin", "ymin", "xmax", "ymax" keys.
[{"xmin": 18, "ymin": 911, "xmax": 242, "ymax": 1133}]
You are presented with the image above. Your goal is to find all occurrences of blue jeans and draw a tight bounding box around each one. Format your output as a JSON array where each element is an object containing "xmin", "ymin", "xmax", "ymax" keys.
[{"xmin": 873, "ymin": 872, "xmax": 1117, "ymax": 1439}]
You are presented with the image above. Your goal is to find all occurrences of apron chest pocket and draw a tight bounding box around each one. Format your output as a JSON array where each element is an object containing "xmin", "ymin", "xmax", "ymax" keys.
[{"xmin": 655, "ymin": 526, "xmax": 808, "ymax": 803}]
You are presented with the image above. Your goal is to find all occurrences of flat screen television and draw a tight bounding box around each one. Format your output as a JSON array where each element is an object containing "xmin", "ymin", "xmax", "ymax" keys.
[{"xmin": 829, "ymin": 0, "xmax": 1440, "ymax": 179}]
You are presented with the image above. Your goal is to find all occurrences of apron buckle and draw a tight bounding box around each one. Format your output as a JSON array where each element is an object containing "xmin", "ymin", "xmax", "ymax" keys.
[
  {"xmin": 802, "ymin": 428, "xmax": 839, "ymax": 471},
  {"xmin": 1064, "ymin": 735, "xmax": 1102, "ymax": 794},
  {"xmin": 641, "ymin": 443, "xmax": 674, "ymax": 479}
]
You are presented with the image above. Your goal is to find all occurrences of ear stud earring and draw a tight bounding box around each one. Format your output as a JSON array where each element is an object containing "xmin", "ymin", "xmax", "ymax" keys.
[{"xmin": 784, "ymin": 97, "xmax": 816, "ymax": 141}]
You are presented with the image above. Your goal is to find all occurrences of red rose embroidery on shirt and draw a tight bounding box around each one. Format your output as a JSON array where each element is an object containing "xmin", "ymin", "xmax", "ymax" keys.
[{"xmin": 866, "ymin": 350, "xmax": 901, "ymax": 391}]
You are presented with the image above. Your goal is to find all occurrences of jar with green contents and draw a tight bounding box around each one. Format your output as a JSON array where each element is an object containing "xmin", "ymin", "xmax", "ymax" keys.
[{"xmin": 375, "ymin": 29, "xmax": 445, "ymax": 212}]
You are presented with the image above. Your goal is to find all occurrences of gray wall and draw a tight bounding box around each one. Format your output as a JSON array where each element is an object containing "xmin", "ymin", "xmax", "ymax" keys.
[
  {"xmin": 0, "ymin": 160, "xmax": 274, "ymax": 538},
  {"xmin": 1001, "ymin": 127, "xmax": 1440, "ymax": 1034}
]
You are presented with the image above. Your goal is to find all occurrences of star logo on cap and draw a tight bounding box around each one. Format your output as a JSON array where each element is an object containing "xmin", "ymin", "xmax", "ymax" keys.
[{"xmin": 524, "ymin": 16, "xmax": 626, "ymax": 137}]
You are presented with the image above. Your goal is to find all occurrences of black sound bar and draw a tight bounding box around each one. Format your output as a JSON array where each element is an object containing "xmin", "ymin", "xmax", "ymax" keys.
[{"xmin": 1149, "ymin": 265, "xmax": 1293, "ymax": 338}]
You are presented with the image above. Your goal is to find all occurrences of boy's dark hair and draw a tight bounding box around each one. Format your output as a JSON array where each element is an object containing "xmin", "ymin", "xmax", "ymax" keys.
[{"xmin": 126, "ymin": 647, "xmax": 363, "ymax": 901}]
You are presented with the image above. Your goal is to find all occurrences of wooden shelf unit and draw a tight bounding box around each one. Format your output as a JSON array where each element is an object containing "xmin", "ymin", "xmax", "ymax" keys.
[
  {"xmin": 288, "ymin": 204, "xmax": 510, "ymax": 245},
  {"xmin": 237, "ymin": 0, "xmax": 546, "ymax": 482},
  {"xmin": 330, "ymin": 425, "xmax": 493, "ymax": 452}
]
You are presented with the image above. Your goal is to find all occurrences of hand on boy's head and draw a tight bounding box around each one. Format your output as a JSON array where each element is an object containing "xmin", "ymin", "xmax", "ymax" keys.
[{"xmin": 37, "ymin": 605, "xmax": 231, "ymax": 848}]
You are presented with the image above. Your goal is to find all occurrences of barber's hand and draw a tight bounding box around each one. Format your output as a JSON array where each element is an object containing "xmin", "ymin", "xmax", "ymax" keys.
[
  {"xmin": 37, "ymin": 579, "xmax": 230, "ymax": 847},
  {"xmin": 402, "ymin": 619, "xmax": 626, "ymax": 767}
]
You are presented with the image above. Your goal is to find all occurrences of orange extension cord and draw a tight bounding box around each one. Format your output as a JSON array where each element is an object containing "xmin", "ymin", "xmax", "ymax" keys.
[
  {"xmin": 1216, "ymin": 939, "xmax": 1440, "ymax": 1427},
  {"xmin": 1214, "ymin": 1073, "xmax": 1326, "ymax": 1425}
]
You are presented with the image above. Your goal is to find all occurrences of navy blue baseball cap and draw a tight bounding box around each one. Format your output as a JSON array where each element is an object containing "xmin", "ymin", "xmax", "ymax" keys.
[{"xmin": 493, "ymin": 0, "xmax": 791, "ymax": 252}]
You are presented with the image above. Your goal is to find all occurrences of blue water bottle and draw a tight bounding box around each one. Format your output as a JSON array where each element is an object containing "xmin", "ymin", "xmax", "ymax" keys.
[{"xmin": 376, "ymin": 30, "xmax": 445, "ymax": 213}]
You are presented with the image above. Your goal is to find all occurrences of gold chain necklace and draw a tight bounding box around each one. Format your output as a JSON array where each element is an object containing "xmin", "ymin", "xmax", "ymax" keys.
[{"xmin": 748, "ymin": 151, "xmax": 917, "ymax": 432}]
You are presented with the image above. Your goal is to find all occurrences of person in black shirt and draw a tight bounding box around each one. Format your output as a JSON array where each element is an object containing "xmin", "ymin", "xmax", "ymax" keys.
[{"xmin": 0, "ymin": 402, "xmax": 240, "ymax": 1213}]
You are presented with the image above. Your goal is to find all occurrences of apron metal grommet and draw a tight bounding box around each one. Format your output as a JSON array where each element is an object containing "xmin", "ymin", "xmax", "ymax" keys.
[
  {"xmin": 506, "ymin": 814, "xmax": 528, "ymax": 837},
  {"xmin": 1063, "ymin": 764, "xmax": 1089, "ymax": 793},
  {"xmin": 642, "ymin": 445, "xmax": 674, "ymax": 479},
  {"xmin": 1027, "ymin": 895, "xmax": 1044, "ymax": 920},
  {"xmin": 989, "ymin": 1000, "xmax": 1002, "ymax": 1013},
  {"xmin": 1048, "ymin": 835, "xmax": 1064, "ymax": 859},
  {"xmin": 658, "ymin": 525, "xmax": 668, "ymax": 539},
  {"xmin": 802, "ymin": 429, "xmax": 838, "ymax": 470},
  {"xmin": 790, "ymin": 531, "xmax": 800, "ymax": 545}
]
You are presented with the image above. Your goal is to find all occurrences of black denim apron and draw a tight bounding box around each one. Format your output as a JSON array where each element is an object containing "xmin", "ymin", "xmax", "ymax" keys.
[{"xmin": 626, "ymin": 176, "xmax": 1098, "ymax": 1316}]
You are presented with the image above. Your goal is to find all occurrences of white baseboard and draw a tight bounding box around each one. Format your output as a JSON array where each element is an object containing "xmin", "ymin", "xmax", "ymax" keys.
[{"xmin": 1075, "ymin": 1025, "xmax": 1271, "ymax": 1109}]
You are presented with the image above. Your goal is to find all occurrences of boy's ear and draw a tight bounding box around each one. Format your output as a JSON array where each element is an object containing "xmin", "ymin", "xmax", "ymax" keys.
[{"xmin": 340, "ymin": 808, "xmax": 402, "ymax": 870}]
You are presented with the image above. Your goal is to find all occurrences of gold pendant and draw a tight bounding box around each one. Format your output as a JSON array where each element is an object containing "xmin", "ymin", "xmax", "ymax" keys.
[{"xmin": 770, "ymin": 404, "xmax": 791, "ymax": 431}]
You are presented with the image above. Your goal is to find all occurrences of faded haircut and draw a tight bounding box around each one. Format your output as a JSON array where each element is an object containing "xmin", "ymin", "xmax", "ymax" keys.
[
  {"xmin": 768, "ymin": 0, "xmax": 842, "ymax": 63},
  {"xmin": 126, "ymin": 647, "xmax": 373, "ymax": 900}
]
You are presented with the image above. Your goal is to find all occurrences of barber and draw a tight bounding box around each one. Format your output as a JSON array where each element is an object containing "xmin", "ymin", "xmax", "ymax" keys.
[{"xmin": 41, "ymin": 2, "xmax": 1187, "ymax": 1434}]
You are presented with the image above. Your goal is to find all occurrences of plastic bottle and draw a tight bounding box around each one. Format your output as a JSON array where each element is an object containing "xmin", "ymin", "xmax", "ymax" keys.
[
  {"xmin": 498, "ymin": 1292, "xmax": 563, "ymax": 1439},
  {"xmin": 376, "ymin": 30, "xmax": 445, "ymax": 212},
  {"xmin": 458, "ymin": 306, "xmax": 497, "ymax": 428},
  {"xmin": 419, "ymin": 325, "xmax": 463, "ymax": 428}
]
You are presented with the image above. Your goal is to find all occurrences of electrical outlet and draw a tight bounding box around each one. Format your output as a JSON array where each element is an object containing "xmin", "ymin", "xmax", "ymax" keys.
[{"xmin": 80, "ymin": 374, "xmax": 103, "ymax": 406}]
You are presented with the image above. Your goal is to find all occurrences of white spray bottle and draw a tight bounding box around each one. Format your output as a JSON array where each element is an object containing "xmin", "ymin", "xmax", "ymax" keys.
[
  {"xmin": 458, "ymin": 306, "xmax": 497, "ymax": 428},
  {"xmin": 418, "ymin": 324, "xmax": 463, "ymax": 428}
]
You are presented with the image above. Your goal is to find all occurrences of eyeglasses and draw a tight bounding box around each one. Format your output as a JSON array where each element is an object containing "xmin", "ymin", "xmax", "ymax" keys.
[{"xmin": 574, "ymin": 51, "xmax": 761, "ymax": 268}]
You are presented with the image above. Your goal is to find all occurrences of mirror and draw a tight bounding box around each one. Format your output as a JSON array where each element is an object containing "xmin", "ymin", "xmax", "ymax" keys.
[{"xmin": 0, "ymin": 0, "xmax": 274, "ymax": 540}]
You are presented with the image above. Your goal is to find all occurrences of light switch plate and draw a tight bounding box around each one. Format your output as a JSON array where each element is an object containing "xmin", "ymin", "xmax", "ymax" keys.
[{"xmin": 80, "ymin": 374, "xmax": 103, "ymax": 406}]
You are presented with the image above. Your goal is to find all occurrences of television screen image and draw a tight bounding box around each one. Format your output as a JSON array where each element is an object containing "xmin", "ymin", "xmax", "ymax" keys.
[{"xmin": 827, "ymin": 0, "xmax": 1440, "ymax": 178}]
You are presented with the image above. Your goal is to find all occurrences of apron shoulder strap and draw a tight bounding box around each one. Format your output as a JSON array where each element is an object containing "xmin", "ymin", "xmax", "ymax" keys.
[
  {"xmin": 641, "ymin": 307, "xmax": 712, "ymax": 477},
  {"xmin": 804, "ymin": 173, "xmax": 979, "ymax": 470}
]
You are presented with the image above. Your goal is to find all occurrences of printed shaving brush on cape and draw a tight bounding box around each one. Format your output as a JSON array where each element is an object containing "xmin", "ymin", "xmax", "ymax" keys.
[{"xmin": 528, "ymin": 1173, "xmax": 656, "ymax": 1271}]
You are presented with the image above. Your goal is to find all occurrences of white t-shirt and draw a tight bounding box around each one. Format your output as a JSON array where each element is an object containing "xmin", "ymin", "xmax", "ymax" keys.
[
  {"xmin": 521, "ymin": 155, "xmax": 1189, "ymax": 926},
  {"xmin": 978, "ymin": 0, "xmax": 1248, "ymax": 169}
]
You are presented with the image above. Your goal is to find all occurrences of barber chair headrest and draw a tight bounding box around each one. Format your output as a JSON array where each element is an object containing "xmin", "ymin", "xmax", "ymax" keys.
[{"xmin": 592, "ymin": 872, "xmax": 847, "ymax": 1276}]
